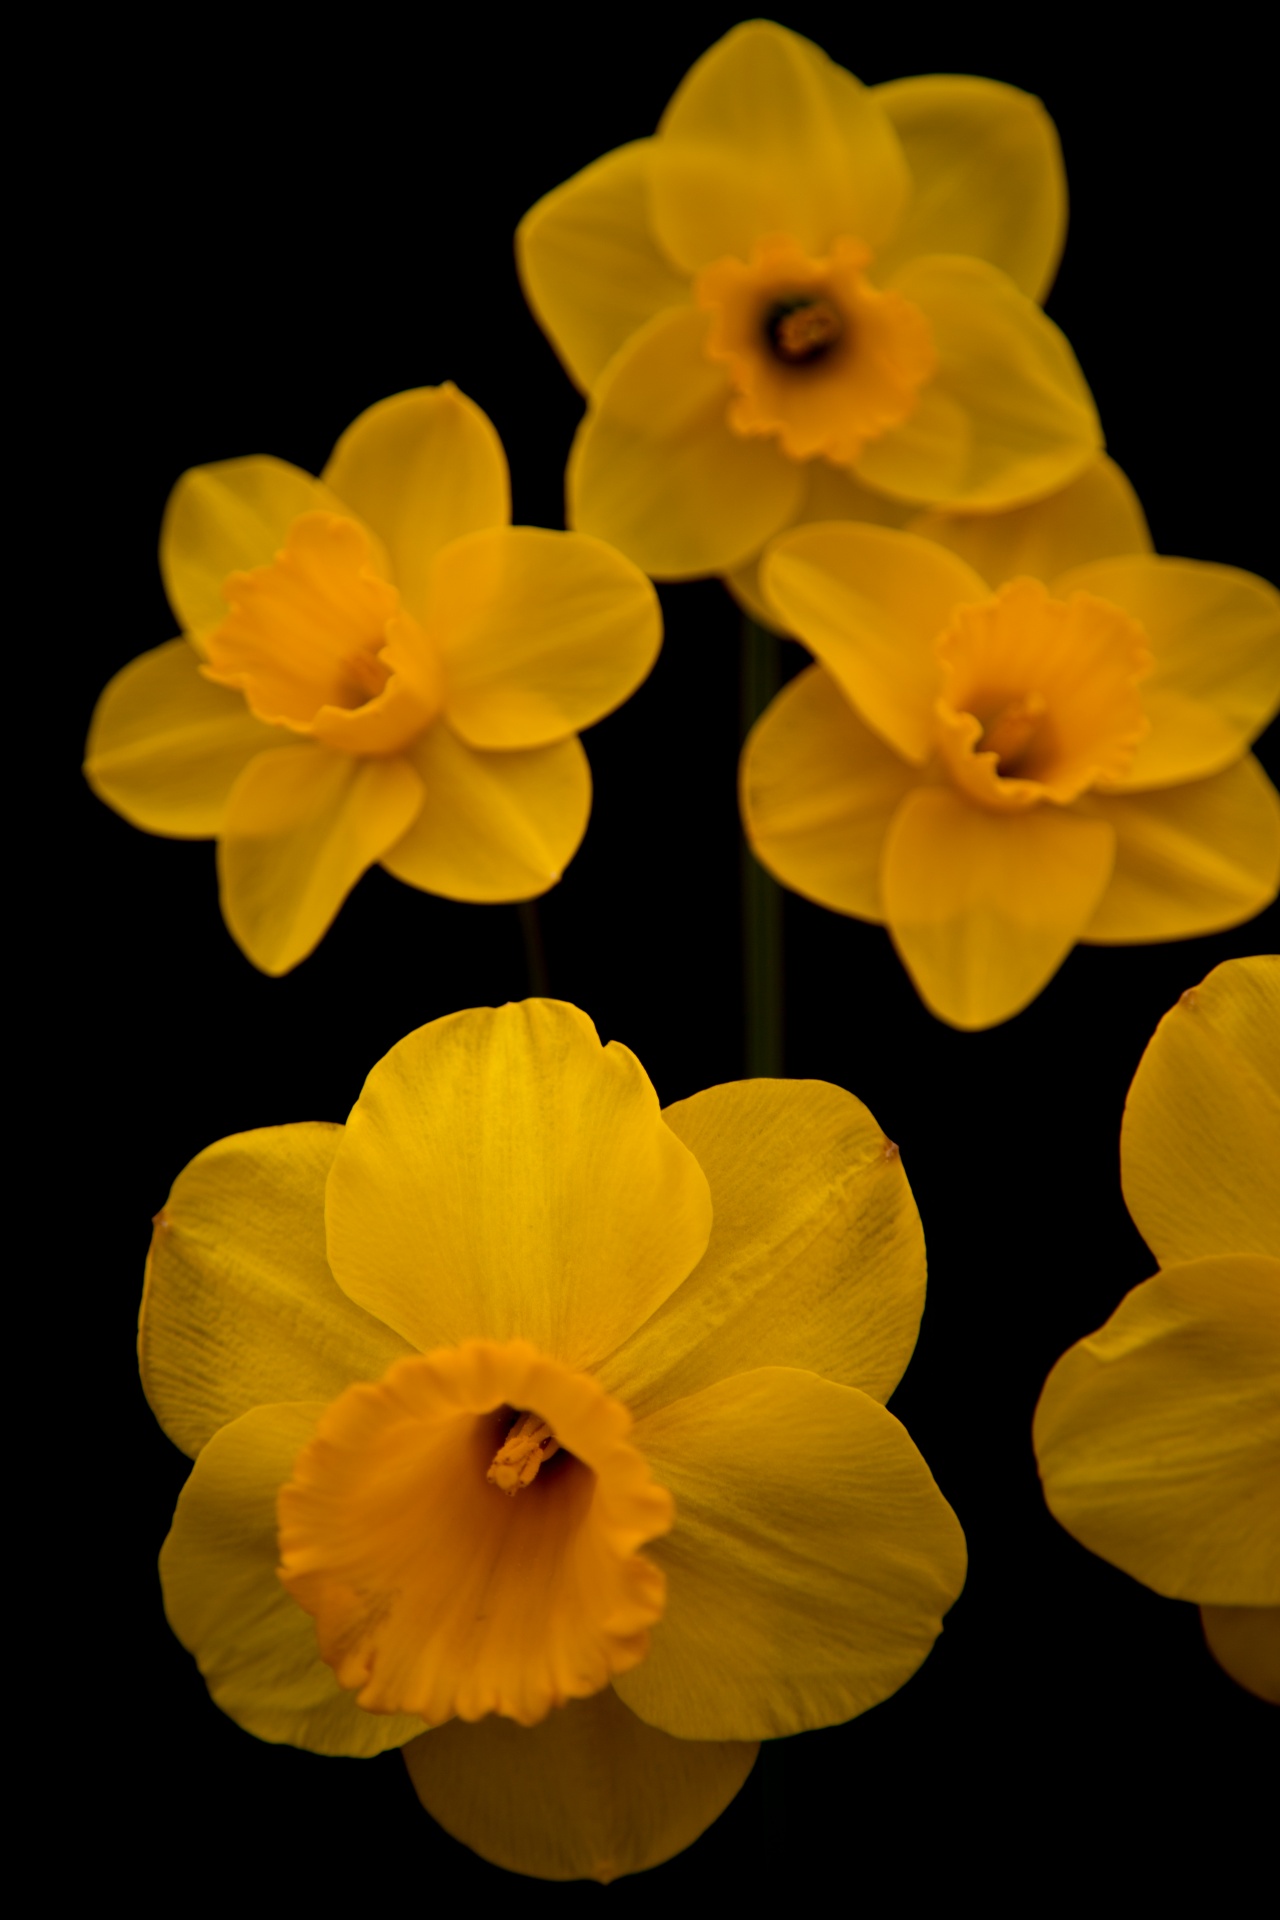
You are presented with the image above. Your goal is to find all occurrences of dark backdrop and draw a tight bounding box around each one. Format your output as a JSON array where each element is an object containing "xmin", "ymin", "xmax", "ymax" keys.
[{"xmin": 56, "ymin": 6, "xmax": 1275, "ymax": 1901}]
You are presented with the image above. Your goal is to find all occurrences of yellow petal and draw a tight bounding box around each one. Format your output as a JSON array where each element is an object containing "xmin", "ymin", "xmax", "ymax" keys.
[
  {"xmin": 761, "ymin": 524, "xmax": 988, "ymax": 762},
  {"xmin": 597, "ymin": 1079, "xmax": 925, "ymax": 1416},
  {"xmin": 882, "ymin": 787, "xmax": 1116, "ymax": 1029},
  {"xmin": 856, "ymin": 258, "xmax": 1101, "ymax": 509},
  {"xmin": 568, "ymin": 306, "xmax": 803, "ymax": 578},
  {"xmin": 403, "ymin": 1686, "xmax": 757, "ymax": 1882},
  {"xmin": 160, "ymin": 456, "xmax": 349, "ymax": 648},
  {"xmin": 1034, "ymin": 1255, "xmax": 1280, "ymax": 1605},
  {"xmin": 615, "ymin": 1369, "xmax": 965, "ymax": 1739},
  {"xmin": 380, "ymin": 722, "xmax": 590, "ymax": 903},
  {"xmin": 141, "ymin": 1122, "xmax": 415, "ymax": 1459},
  {"xmin": 325, "ymin": 1000, "xmax": 713, "ymax": 1370},
  {"xmin": 1200, "ymin": 1605, "xmax": 1280, "ymax": 1706},
  {"xmin": 516, "ymin": 141, "xmax": 690, "ymax": 395},
  {"xmin": 321, "ymin": 386, "xmax": 510, "ymax": 624},
  {"xmin": 1120, "ymin": 954, "xmax": 1280, "ymax": 1265},
  {"xmin": 1051, "ymin": 555, "xmax": 1280, "ymax": 790},
  {"xmin": 419, "ymin": 527, "xmax": 660, "ymax": 750},
  {"xmin": 648, "ymin": 21, "xmax": 908, "ymax": 274},
  {"xmin": 219, "ymin": 745, "xmax": 425, "ymax": 975},
  {"xmin": 740, "ymin": 664, "xmax": 918, "ymax": 920},
  {"xmin": 160, "ymin": 1401, "xmax": 424, "ymax": 1756},
  {"xmin": 872, "ymin": 76, "xmax": 1066, "ymax": 301},
  {"xmin": 908, "ymin": 455, "xmax": 1152, "ymax": 589},
  {"xmin": 725, "ymin": 462, "xmax": 916, "ymax": 630},
  {"xmin": 84, "ymin": 638, "xmax": 280, "ymax": 837}
]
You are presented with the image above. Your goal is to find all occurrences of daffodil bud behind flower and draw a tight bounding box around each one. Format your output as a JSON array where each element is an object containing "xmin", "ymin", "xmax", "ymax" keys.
[
  {"xmin": 142, "ymin": 999, "xmax": 966, "ymax": 1880},
  {"xmin": 84, "ymin": 387, "xmax": 663, "ymax": 975}
]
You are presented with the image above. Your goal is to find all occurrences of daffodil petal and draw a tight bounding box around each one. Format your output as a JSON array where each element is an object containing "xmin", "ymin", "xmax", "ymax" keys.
[
  {"xmin": 568, "ymin": 307, "xmax": 802, "ymax": 577},
  {"xmin": 161, "ymin": 456, "xmax": 349, "ymax": 646},
  {"xmin": 516, "ymin": 141, "xmax": 690, "ymax": 395},
  {"xmin": 616, "ymin": 1369, "xmax": 965, "ymax": 1740},
  {"xmin": 160, "ymin": 1401, "xmax": 425, "ymax": 1756},
  {"xmin": 141, "ymin": 1123, "xmax": 415, "ymax": 1459},
  {"xmin": 872, "ymin": 76, "xmax": 1066, "ymax": 301},
  {"xmin": 219, "ymin": 745, "xmax": 424, "ymax": 975},
  {"xmin": 1080, "ymin": 757, "xmax": 1280, "ymax": 945},
  {"xmin": 1119, "ymin": 954, "xmax": 1280, "ymax": 1265},
  {"xmin": 320, "ymin": 387, "xmax": 511, "ymax": 624},
  {"xmin": 857, "ymin": 257, "xmax": 1101, "ymax": 509},
  {"xmin": 908, "ymin": 455, "xmax": 1151, "ymax": 588},
  {"xmin": 84, "ymin": 638, "xmax": 280, "ymax": 836},
  {"xmin": 597, "ymin": 1080, "xmax": 925, "ymax": 1416},
  {"xmin": 726, "ymin": 463, "xmax": 916, "ymax": 630},
  {"xmin": 1034, "ymin": 1255, "xmax": 1280, "ymax": 1605},
  {"xmin": 761, "ymin": 525, "xmax": 988, "ymax": 763},
  {"xmin": 1051, "ymin": 556, "xmax": 1280, "ymax": 790},
  {"xmin": 740, "ymin": 664, "xmax": 918, "ymax": 920},
  {"xmin": 380, "ymin": 722, "xmax": 590, "ymax": 903},
  {"xmin": 326, "ymin": 1000, "xmax": 713, "ymax": 1370},
  {"xmin": 649, "ymin": 21, "xmax": 908, "ymax": 274},
  {"xmin": 882, "ymin": 787, "xmax": 1115, "ymax": 1029},
  {"xmin": 427, "ymin": 527, "xmax": 661, "ymax": 750},
  {"xmin": 1200, "ymin": 1605, "xmax": 1280, "ymax": 1705},
  {"xmin": 402, "ymin": 1687, "xmax": 756, "ymax": 1883}
]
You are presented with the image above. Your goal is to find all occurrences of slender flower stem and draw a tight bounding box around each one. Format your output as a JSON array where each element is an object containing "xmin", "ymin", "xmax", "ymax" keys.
[
  {"xmin": 518, "ymin": 900, "xmax": 550, "ymax": 997},
  {"xmin": 740, "ymin": 615, "xmax": 784, "ymax": 1077}
]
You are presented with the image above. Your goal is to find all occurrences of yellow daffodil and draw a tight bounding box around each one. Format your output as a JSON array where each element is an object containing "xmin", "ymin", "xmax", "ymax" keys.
[
  {"xmin": 739, "ymin": 458, "xmax": 1280, "ymax": 1028},
  {"xmin": 84, "ymin": 387, "xmax": 661, "ymax": 974},
  {"xmin": 145, "ymin": 998, "xmax": 965, "ymax": 1880},
  {"xmin": 517, "ymin": 20, "xmax": 1100, "ymax": 583},
  {"xmin": 1034, "ymin": 957, "xmax": 1280, "ymax": 1706}
]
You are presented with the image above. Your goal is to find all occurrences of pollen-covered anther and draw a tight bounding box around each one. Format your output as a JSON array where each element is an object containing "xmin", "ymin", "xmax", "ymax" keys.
[
  {"xmin": 978, "ymin": 692, "xmax": 1048, "ymax": 774},
  {"xmin": 769, "ymin": 298, "xmax": 843, "ymax": 364},
  {"xmin": 488, "ymin": 1410, "xmax": 561, "ymax": 1494}
]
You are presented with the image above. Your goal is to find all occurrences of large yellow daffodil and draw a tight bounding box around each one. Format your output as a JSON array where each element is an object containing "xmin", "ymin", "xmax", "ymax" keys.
[
  {"xmin": 144, "ymin": 999, "xmax": 966, "ymax": 1881},
  {"xmin": 518, "ymin": 20, "xmax": 1100, "ymax": 581},
  {"xmin": 739, "ymin": 458, "xmax": 1280, "ymax": 1028},
  {"xmin": 1035, "ymin": 957, "xmax": 1280, "ymax": 1706},
  {"xmin": 84, "ymin": 387, "xmax": 660, "ymax": 974}
]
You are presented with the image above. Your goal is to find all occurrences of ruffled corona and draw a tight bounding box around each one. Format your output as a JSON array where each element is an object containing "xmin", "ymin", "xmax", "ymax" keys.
[{"xmin": 278, "ymin": 1338, "xmax": 674, "ymax": 1728}]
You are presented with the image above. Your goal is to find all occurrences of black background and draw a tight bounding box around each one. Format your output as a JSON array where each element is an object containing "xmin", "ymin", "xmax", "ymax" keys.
[{"xmin": 55, "ymin": 5, "xmax": 1276, "ymax": 1901}]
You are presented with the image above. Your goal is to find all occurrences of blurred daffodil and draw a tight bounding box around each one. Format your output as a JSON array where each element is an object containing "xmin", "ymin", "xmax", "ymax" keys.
[
  {"xmin": 740, "ymin": 458, "xmax": 1280, "ymax": 1028},
  {"xmin": 518, "ymin": 20, "xmax": 1100, "ymax": 582},
  {"xmin": 85, "ymin": 387, "xmax": 660, "ymax": 974},
  {"xmin": 145, "ymin": 999, "xmax": 965, "ymax": 1881},
  {"xmin": 1034, "ymin": 957, "xmax": 1280, "ymax": 1706}
]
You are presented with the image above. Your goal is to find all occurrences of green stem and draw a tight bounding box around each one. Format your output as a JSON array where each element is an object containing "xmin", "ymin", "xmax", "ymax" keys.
[
  {"xmin": 518, "ymin": 900, "xmax": 550, "ymax": 997},
  {"xmin": 740, "ymin": 616, "xmax": 784, "ymax": 1077}
]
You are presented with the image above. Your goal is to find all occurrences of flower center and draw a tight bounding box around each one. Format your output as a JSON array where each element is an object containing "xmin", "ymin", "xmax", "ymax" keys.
[
  {"xmin": 203, "ymin": 511, "xmax": 442, "ymax": 756},
  {"xmin": 934, "ymin": 578, "xmax": 1151, "ymax": 813},
  {"xmin": 277, "ymin": 1339, "xmax": 673, "ymax": 1727},
  {"xmin": 695, "ymin": 233, "xmax": 936, "ymax": 466}
]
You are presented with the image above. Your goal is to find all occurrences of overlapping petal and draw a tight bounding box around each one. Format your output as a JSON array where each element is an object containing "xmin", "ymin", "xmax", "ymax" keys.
[
  {"xmin": 597, "ymin": 1080, "xmax": 925, "ymax": 1416},
  {"xmin": 321, "ymin": 386, "xmax": 511, "ymax": 623},
  {"xmin": 908, "ymin": 455, "xmax": 1151, "ymax": 588},
  {"xmin": 882, "ymin": 788, "xmax": 1115, "ymax": 1029},
  {"xmin": 648, "ymin": 21, "xmax": 909, "ymax": 274},
  {"xmin": 616, "ymin": 1369, "xmax": 965, "ymax": 1740},
  {"xmin": 726, "ymin": 462, "xmax": 916, "ymax": 629},
  {"xmin": 140, "ymin": 1123, "xmax": 414, "ymax": 1459},
  {"xmin": 160, "ymin": 1401, "xmax": 425, "ymax": 1756},
  {"xmin": 84, "ymin": 639, "xmax": 281, "ymax": 836},
  {"xmin": 218, "ymin": 745, "xmax": 424, "ymax": 975},
  {"xmin": 380, "ymin": 723, "xmax": 590, "ymax": 902},
  {"xmin": 1200, "ymin": 1605, "xmax": 1280, "ymax": 1705},
  {"xmin": 569, "ymin": 307, "xmax": 803, "ymax": 577},
  {"xmin": 872, "ymin": 76, "xmax": 1066, "ymax": 300},
  {"xmin": 1120, "ymin": 954, "xmax": 1280, "ymax": 1265},
  {"xmin": 856, "ymin": 257, "xmax": 1101, "ymax": 509},
  {"xmin": 1034, "ymin": 1254, "xmax": 1280, "ymax": 1605},
  {"xmin": 516, "ymin": 142, "xmax": 690, "ymax": 394},
  {"xmin": 403, "ymin": 1686, "xmax": 757, "ymax": 1883},
  {"xmin": 740, "ymin": 665, "xmax": 919, "ymax": 920},
  {"xmin": 1080, "ymin": 758, "xmax": 1280, "ymax": 945},
  {"xmin": 325, "ymin": 1000, "xmax": 712, "ymax": 1370}
]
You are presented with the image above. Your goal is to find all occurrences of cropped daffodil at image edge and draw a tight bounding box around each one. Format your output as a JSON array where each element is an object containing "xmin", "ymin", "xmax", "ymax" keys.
[
  {"xmin": 84, "ymin": 386, "xmax": 661, "ymax": 975},
  {"xmin": 144, "ymin": 998, "xmax": 966, "ymax": 1881}
]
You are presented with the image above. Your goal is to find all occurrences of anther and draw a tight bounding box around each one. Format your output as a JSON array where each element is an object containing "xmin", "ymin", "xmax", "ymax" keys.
[
  {"xmin": 487, "ymin": 1410, "xmax": 561, "ymax": 1495},
  {"xmin": 767, "ymin": 298, "xmax": 844, "ymax": 365},
  {"xmin": 978, "ymin": 693, "xmax": 1047, "ymax": 775}
]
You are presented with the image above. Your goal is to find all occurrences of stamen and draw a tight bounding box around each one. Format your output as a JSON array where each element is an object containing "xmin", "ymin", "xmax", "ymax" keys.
[
  {"xmin": 767, "ymin": 297, "xmax": 844, "ymax": 365},
  {"xmin": 979, "ymin": 693, "xmax": 1047, "ymax": 775},
  {"xmin": 487, "ymin": 1409, "xmax": 561, "ymax": 1495}
]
